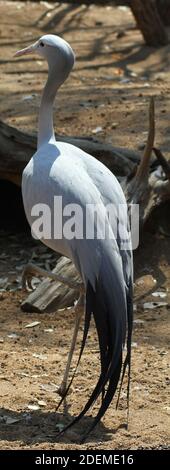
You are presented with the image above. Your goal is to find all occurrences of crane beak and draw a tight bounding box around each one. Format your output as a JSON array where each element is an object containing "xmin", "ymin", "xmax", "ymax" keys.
[{"xmin": 14, "ymin": 42, "xmax": 37, "ymax": 57}]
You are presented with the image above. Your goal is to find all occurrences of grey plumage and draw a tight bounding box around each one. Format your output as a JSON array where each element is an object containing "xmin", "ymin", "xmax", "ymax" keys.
[{"xmin": 15, "ymin": 34, "xmax": 133, "ymax": 439}]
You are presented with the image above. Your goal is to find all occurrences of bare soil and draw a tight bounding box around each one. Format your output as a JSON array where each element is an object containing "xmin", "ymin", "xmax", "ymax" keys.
[{"xmin": 0, "ymin": 1, "xmax": 169, "ymax": 450}]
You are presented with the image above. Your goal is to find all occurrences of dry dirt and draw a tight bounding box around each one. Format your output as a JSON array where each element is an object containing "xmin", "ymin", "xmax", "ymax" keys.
[{"xmin": 0, "ymin": 1, "xmax": 170, "ymax": 450}]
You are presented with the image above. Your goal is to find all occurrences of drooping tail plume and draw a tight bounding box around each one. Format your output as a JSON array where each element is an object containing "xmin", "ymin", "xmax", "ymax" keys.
[{"xmin": 57, "ymin": 238, "xmax": 133, "ymax": 440}]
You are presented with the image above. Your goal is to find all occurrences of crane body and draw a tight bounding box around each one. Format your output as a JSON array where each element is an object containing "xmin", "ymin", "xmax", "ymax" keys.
[{"xmin": 15, "ymin": 35, "xmax": 133, "ymax": 438}]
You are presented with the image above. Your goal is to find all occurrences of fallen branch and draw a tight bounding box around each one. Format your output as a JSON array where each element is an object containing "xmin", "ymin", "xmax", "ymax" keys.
[
  {"xmin": 153, "ymin": 147, "xmax": 170, "ymax": 179},
  {"xmin": 0, "ymin": 120, "xmax": 140, "ymax": 185},
  {"xmin": 125, "ymin": 99, "xmax": 170, "ymax": 223}
]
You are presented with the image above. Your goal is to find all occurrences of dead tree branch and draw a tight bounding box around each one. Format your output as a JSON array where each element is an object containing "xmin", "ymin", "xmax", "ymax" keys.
[{"xmin": 0, "ymin": 120, "xmax": 141, "ymax": 185}]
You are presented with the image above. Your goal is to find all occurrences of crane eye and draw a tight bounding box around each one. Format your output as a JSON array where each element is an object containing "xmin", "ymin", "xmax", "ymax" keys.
[{"xmin": 40, "ymin": 41, "xmax": 44, "ymax": 47}]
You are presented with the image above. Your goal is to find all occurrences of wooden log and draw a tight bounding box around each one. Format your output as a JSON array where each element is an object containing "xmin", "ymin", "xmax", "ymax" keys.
[
  {"xmin": 21, "ymin": 256, "xmax": 80, "ymax": 313},
  {"xmin": 0, "ymin": 120, "xmax": 141, "ymax": 186}
]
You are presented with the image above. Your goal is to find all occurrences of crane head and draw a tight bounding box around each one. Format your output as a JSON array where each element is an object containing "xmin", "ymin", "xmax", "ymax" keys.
[{"xmin": 14, "ymin": 34, "xmax": 75, "ymax": 75}]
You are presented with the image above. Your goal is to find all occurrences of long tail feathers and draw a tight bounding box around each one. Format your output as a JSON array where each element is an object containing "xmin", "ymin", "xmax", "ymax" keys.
[
  {"xmin": 57, "ymin": 254, "xmax": 133, "ymax": 440},
  {"xmin": 116, "ymin": 282, "xmax": 133, "ymax": 427}
]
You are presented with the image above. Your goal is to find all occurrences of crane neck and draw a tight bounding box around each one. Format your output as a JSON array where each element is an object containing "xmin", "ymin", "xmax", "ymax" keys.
[{"xmin": 37, "ymin": 66, "xmax": 61, "ymax": 149}]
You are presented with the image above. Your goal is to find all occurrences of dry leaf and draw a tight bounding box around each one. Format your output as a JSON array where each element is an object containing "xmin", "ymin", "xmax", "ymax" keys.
[
  {"xmin": 92, "ymin": 126, "xmax": 103, "ymax": 134},
  {"xmin": 134, "ymin": 319, "xmax": 145, "ymax": 325},
  {"xmin": 38, "ymin": 400, "xmax": 47, "ymax": 407},
  {"xmin": 40, "ymin": 383, "xmax": 58, "ymax": 392},
  {"xmin": 33, "ymin": 353, "xmax": 47, "ymax": 360},
  {"xmin": 27, "ymin": 404, "xmax": 40, "ymax": 411},
  {"xmin": 24, "ymin": 321, "xmax": 41, "ymax": 328},
  {"xmin": 152, "ymin": 292, "xmax": 167, "ymax": 298},
  {"xmin": 143, "ymin": 302, "xmax": 168, "ymax": 310},
  {"xmin": 7, "ymin": 333, "xmax": 19, "ymax": 339},
  {"xmin": 44, "ymin": 328, "xmax": 53, "ymax": 333}
]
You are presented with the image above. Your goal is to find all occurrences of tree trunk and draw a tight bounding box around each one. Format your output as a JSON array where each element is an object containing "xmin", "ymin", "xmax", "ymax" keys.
[
  {"xmin": 130, "ymin": 0, "xmax": 168, "ymax": 46},
  {"xmin": 156, "ymin": 0, "xmax": 170, "ymax": 26}
]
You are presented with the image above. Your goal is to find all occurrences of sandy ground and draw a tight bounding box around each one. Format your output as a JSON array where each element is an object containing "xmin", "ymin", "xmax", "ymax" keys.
[{"xmin": 0, "ymin": 1, "xmax": 170, "ymax": 450}]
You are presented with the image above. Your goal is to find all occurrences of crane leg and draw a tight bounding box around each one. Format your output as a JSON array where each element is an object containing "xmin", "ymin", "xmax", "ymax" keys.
[
  {"xmin": 22, "ymin": 262, "xmax": 83, "ymax": 291},
  {"xmin": 22, "ymin": 263, "xmax": 84, "ymax": 397},
  {"xmin": 57, "ymin": 293, "xmax": 84, "ymax": 397}
]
